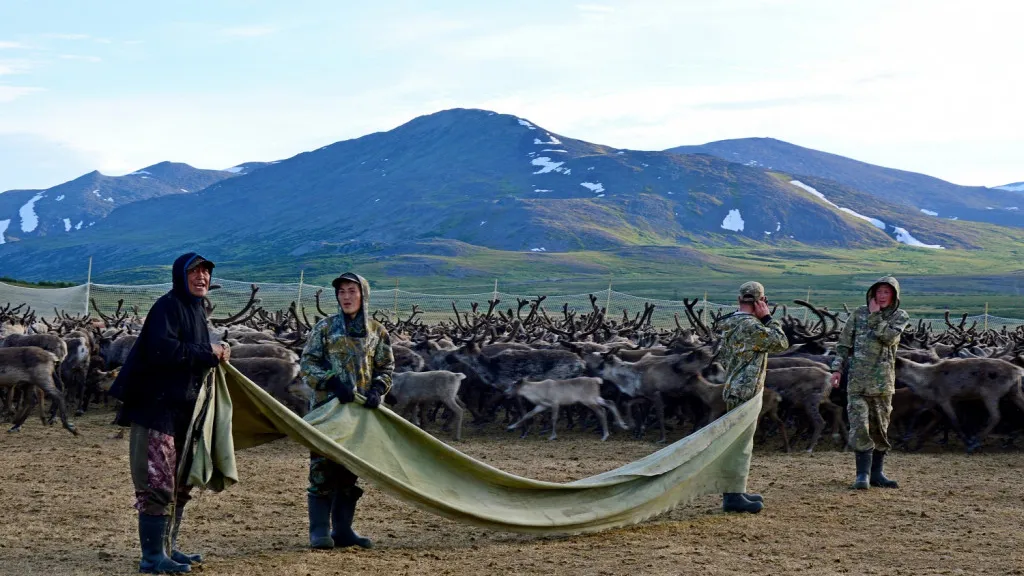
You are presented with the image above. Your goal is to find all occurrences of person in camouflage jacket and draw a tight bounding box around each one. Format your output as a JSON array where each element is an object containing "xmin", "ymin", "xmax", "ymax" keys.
[
  {"xmin": 830, "ymin": 276, "xmax": 909, "ymax": 490},
  {"xmin": 299, "ymin": 272, "xmax": 394, "ymax": 550},
  {"xmin": 715, "ymin": 281, "xmax": 789, "ymax": 514}
]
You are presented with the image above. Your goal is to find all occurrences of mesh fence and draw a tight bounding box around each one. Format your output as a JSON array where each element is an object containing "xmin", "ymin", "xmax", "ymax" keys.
[{"xmin": 3, "ymin": 280, "xmax": 1024, "ymax": 332}]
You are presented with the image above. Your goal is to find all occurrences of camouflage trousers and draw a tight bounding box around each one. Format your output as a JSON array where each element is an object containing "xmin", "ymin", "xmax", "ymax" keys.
[
  {"xmin": 725, "ymin": 386, "xmax": 761, "ymax": 412},
  {"xmin": 308, "ymin": 452, "xmax": 358, "ymax": 497},
  {"xmin": 847, "ymin": 393, "xmax": 892, "ymax": 453},
  {"xmin": 129, "ymin": 424, "xmax": 193, "ymax": 516}
]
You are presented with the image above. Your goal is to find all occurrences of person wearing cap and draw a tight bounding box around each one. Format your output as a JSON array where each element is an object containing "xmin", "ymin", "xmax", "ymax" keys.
[
  {"xmin": 299, "ymin": 272, "xmax": 394, "ymax": 550},
  {"xmin": 830, "ymin": 276, "xmax": 909, "ymax": 490},
  {"xmin": 715, "ymin": 281, "xmax": 789, "ymax": 514},
  {"xmin": 109, "ymin": 252, "xmax": 230, "ymax": 574}
]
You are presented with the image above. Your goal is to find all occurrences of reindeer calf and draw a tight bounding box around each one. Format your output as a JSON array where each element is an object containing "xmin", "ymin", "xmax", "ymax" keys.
[{"xmin": 506, "ymin": 376, "xmax": 628, "ymax": 441}]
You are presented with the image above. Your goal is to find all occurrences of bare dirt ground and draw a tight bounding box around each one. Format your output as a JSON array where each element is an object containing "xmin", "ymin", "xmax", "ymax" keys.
[{"xmin": 2, "ymin": 410, "xmax": 1023, "ymax": 576}]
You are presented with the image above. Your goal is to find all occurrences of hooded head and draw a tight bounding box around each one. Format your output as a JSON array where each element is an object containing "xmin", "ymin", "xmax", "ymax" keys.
[
  {"xmin": 867, "ymin": 276, "xmax": 901, "ymax": 311},
  {"xmin": 331, "ymin": 272, "xmax": 371, "ymax": 331},
  {"xmin": 172, "ymin": 252, "xmax": 215, "ymax": 302}
]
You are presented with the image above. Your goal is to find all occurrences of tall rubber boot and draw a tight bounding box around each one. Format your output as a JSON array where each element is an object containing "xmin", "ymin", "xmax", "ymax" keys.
[
  {"xmin": 137, "ymin": 513, "xmax": 190, "ymax": 574},
  {"xmin": 170, "ymin": 507, "xmax": 203, "ymax": 565},
  {"xmin": 852, "ymin": 450, "xmax": 871, "ymax": 490},
  {"xmin": 331, "ymin": 486, "xmax": 374, "ymax": 549},
  {"xmin": 307, "ymin": 494, "xmax": 335, "ymax": 549},
  {"xmin": 743, "ymin": 493, "xmax": 764, "ymax": 503},
  {"xmin": 870, "ymin": 450, "xmax": 899, "ymax": 488},
  {"xmin": 722, "ymin": 493, "xmax": 763, "ymax": 514}
]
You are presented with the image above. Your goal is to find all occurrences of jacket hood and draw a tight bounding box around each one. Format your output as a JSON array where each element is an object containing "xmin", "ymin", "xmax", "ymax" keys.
[
  {"xmin": 867, "ymin": 276, "xmax": 901, "ymax": 311},
  {"xmin": 172, "ymin": 252, "xmax": 214, "ymax": 302},
  {"xmin": 333, "ymin": 272, "xmax": 371, "ymax": 330}
]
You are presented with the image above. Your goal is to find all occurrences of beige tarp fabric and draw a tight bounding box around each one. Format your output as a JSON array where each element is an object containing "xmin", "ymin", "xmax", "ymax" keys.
[{"xmin": 190, "ymin": 364, "xmax": 761, "ymax": 536}]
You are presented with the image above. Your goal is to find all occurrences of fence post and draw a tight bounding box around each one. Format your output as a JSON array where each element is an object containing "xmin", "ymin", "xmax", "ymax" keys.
[
  {"xmin": 605, "ymin": 278, "xmax": 612, "ymax": 313},
  {"xmin": 296, "ymin": 269, "xmax": 304, "ymax": 309},
  {"xmin": 701, "ymin": 290, "xmax": 708, "ymax": 325},
  {"xmin": 394, "ymin": 279, "xmax": 400, "ymax": 318},
  {"xmin": 84, "ymin": 256, "xmax": 93, "ymax": 317},
  {"xmin": 493, "ymin": 279, "xmax": 498, "ymax": 302},
  {"xmin": 985, "ymin": 302, "xmax": 988, "ymax": 332}
]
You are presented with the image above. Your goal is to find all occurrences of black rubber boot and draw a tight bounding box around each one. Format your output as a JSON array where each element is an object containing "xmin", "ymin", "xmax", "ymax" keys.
[
  {"xmin": 307, "ymin": 494, "xmax": 335, "ymax": 550},
  {"xmin": 742, "ymin": 493, "xmax": 764, "ymax": 503},
  {"xmin": 170, "ymin": 507, "xmax": 202, "ymax": 565},
  {"xmin": 331, "ymin": 486, "xmax": 374, "ymax": 548},
  {"xmin": 137, "ymin": 513, "xmax": 190, "ymax": 574},
  {"xmin": 852, "ymin": 450, "xmax": 871, "ymax": 490},
  {"xmin": 870, "ymin": 450, "xmax": 899, "ymax": 488},
  {"xmin": 722, "ymin": 493, "xmax": 763, "ymax": 514}
]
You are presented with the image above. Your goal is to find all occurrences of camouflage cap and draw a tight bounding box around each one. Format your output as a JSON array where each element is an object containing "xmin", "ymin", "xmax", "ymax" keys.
[{"xmin": 738, "ymin": 281, "xmax": 765, "ymax": 302}]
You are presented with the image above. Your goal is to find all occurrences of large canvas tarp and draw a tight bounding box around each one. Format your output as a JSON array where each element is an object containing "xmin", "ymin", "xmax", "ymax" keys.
[{"xmin": 188, "ymin": 364, "xmax": 761, "ymax": 536}]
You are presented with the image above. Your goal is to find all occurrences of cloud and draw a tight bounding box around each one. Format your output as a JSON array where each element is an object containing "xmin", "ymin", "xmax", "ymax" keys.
[
  {"xmin": 220, "ymin": 25, "xmax": 277, "ymax": 38},
  {"xmin": 0, "ymin": 86, "xmax": 43, "ymax": 103},
  {"xmin": 0, "ymin": 59, "xmax": 33, "ymax": 76},
  {"xmin": 576, "ymin": 4, "xmax": 615, "ymax": 13},
  {"xmin": 59, "ymin": 54, "xmax": 102, "ymax": 63},
  {"xmin": 43, "ymin": 33, "xmax": 112, "ymax": 44},
  {"xmin": 0, "ymin": 41, "xmax": 28, "ymax": 49}
]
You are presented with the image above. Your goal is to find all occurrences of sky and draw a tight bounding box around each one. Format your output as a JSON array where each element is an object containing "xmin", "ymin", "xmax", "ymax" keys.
[{"xmin": 0, "ymin": 0, "xmax": 1021, "ymax": 192}]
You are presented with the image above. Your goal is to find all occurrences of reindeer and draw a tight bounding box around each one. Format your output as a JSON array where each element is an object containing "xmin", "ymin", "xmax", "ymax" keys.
[
  {"xmin": 231, "ymin": 358, "xmax": 313, "ymax": 417},
  {"xmin": 765, "ymin": 367, "xmax": 846, "ymax": 453},
  {"xmin": 387, "ymin": 370, "xmax": 468, "ymax": 440},
  {"xmin": 896, "ymin": 357, "xmax": 1024, "ymax": 453},
  {"xmin": 594, "ymin": 348, "xmax": 716, "ymax": 443},
  {"xmin": 506, "ymin": 377, "xmax": 628, "ymax": 441},
  {"xmin": 0, "ymin": 347, "xmax": 78, "ymax": 435}
]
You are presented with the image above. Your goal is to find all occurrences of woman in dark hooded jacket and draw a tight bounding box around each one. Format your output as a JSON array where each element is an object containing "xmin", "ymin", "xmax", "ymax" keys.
[{"xmin": 109, "ymin": 252, "xmax": 229, "ymax": 574}]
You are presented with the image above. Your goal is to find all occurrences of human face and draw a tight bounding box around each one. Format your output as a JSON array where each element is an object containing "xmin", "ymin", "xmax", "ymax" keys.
[
  {"xmin": 336, "ymin": 281, "xmax": 362, "ymax": 316},
  {"xmin": 187, "ymin": 266, "xmax": 211, "ymax": 298},
  {"xmin": 874, "ymin": 284, "xmax": 895, "ymax": 308}
]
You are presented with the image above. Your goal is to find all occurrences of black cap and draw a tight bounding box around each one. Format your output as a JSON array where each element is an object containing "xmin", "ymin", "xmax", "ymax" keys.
[
  {"xmin": 186, "ymin": 256, "xmax": 215, "ymax": 272},
  {"xmin": 331, "ymin": 272, "xmax": 361, "ymax": 291}
]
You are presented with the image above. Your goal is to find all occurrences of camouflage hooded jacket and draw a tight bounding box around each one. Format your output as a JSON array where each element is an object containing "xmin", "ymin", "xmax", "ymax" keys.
[
  {"xmin": 716, "ymin": 312, "xmax": 789, "ymax": 403},
  {"xmin": 830, "ymin": 276, "xmax": 910, "ymax": 396},
  {"xmin": 300, "ymin": 273, "xmax": 395, "ymax": 406}
]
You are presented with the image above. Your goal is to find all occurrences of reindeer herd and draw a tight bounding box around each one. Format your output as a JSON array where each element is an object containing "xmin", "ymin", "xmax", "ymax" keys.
[{"xmin": 3, "ymin": 285, "xmax": 1024, "ymax": 455}]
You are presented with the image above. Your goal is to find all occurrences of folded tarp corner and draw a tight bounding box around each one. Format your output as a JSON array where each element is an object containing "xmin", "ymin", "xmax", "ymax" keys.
[{"xmin": 189, "ymin": 364, "xmax": 760, "ymax": 536}]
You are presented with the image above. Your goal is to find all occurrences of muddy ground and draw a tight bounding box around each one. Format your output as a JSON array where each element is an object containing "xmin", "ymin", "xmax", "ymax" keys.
[{"xmin": 1, "ymin": 410, "xmax": 1022, "ymax": 576}]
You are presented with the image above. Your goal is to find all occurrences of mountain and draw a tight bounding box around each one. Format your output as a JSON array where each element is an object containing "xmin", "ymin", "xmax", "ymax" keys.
[
  {"xmin": 665, "ymin": 138, "xmax": 1024, "ymax": 228},
  {"xmin": 1, "ymin": 109, "xmax": 1020, "ymax": 282},
  {"xmin": 0, "ymin": 162, "xmax": 239, "ymax": 243},
  {"xmin": 222, "ymin": 161, "xmax": 273, "ymax": 175},
  {"xmin": 995, "ymin": 182, "xmax": 1024, "ymax": 192}
]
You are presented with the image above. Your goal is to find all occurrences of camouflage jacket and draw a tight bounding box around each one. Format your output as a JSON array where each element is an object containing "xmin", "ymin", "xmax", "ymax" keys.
[
  {"xmin": 299, "ymin": 274, "xmax": 395, "ymax": 405},
  {"xmin": 717, "ymin": 312, "xmax": 789, "ymax": 403},
  {"xmin": 830, "ymin": 276, "xmax": 910, "ymax": 396}
]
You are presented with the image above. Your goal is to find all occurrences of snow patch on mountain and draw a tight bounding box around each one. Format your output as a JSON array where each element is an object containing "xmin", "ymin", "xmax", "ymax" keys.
[
  {"xmin": 892, "ymin": 226, "xmax": 944, "ymax": 249},
  {"xmin": 19, "ymin": 193, "xmax": 45, "ymax": 233},
  {"xmin": 790, "ymin": 180, "xmax": 885, "ymax": 229},
  {"xmin": 532, "ymin": 157, "xmax": 568, "ymax": 174},
  {"xmin": 721, "ymin": 209, "xmax": 744, "ymax": 232}
]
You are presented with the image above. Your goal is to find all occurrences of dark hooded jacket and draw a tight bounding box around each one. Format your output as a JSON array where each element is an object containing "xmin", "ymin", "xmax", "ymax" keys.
[
  {"xmin": 299, "ymin": 272, "xmax": 394, "ymax": 407},
  {"xmin": 830, "ymin": 276, "xmax": 910, "ymax": 396},
  {"xmin": 110, "ymin": 252, "xmax": 221, "ymax": 435}
]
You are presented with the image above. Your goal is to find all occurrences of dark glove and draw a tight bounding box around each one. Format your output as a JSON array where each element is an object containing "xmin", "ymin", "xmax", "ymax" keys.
[
  {"xmin": 363, "ymin": 386, "xmax": 382, "ymax": 410},
  {"xmin": 325, "ymin": 375, "xmax": 355, "ymax": 404}
]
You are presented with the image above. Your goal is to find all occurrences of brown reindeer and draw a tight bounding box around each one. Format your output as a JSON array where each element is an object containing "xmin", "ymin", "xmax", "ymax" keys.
[{"xmin": 895, "ymin": 357, "xmax": 1024, "ymax": 453}]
